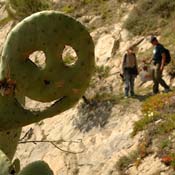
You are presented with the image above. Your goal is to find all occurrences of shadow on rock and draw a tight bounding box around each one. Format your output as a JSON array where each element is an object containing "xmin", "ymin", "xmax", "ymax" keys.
[
  {"xmin": 72, "ymin": 99, "xmax": 116, "ymax": 133},
  {"xmin": 133, "ymin": 93, "xmax": 152, "ymax": 101}
]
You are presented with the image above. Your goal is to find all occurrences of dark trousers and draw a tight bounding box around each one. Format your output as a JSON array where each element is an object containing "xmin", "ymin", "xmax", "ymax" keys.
[
  {"xmin": 124, "ymin": 71, "xmax": 135, "ymax": 96},
  {"xmin": 152, "ymin": 63, "xmax": 169, "ymax": 93}
]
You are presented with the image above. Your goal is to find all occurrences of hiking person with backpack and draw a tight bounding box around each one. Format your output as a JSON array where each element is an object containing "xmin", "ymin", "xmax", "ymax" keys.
[
  {"xmin": 120, "ymin": 47, "xmax": 138, "ymax": 98},
  {"xmin": 150, "ymin": 36, "xmax": 171, "ymax": 94}
]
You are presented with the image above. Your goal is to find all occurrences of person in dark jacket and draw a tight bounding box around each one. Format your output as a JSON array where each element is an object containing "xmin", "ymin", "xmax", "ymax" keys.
[{"xmin": 150, "ymin": 36, "xmax": 170, "ymax": 94}]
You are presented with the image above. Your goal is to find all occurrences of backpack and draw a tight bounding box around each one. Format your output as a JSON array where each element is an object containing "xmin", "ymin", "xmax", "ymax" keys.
[{"xmin": 164, "ymin": 48, "xmax": 171, "ymax": 65}]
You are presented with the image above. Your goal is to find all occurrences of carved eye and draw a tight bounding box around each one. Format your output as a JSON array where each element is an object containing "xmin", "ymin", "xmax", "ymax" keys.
[{"xmin": 10, "ymin": 170, "xmax": 16, "ymax": 174}]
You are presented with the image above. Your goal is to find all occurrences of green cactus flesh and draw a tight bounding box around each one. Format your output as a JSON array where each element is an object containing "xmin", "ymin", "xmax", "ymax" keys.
[
  {"xmin": 0, "ymin": 128, "xmax": 21, "ymax": 159},
  {"xmin": 18, "ymin": 161, "xmax": 53, "ymax": 175},
  {"xmin": 0, "ymin": 95, "xmax": 80, "ymax": 131},
  {"xmin": 0, "ymin": 149, "xmax": 15, "ymax": 175},
  {"xmin": 0, "ymin": 11, "xmax": 94, "ymax": 174},
  {"xmin": 13, "ymin": 158, "xmax": 21, "ymax": 173},
  {"xmin": 0, "ymin": 11, "xmax": 95, "ymax": 102},
  {"xmin": 0, "ymin": 11, "xmax": 94, "ymax": 131}
]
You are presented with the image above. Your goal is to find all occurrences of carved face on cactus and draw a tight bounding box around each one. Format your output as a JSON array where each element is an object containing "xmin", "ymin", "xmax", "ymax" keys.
[
  {"xmin": 0, "ymin": 11, "xmax": 94, "ymax": 102},
  {"xmin": 0, "ymin": 11, "xmax": 94, "ymax": 131}
]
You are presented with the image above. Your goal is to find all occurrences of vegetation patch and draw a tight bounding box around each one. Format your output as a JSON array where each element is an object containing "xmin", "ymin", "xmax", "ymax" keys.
[
  {"xmin": 124, "ymin": 0, "xmax": 175, "ymax": 36},
  {"xmin": 132, "ymin": 92, "xmax": 175, "ymax": 136},
  {"xmin": 116, "ymin": 138, "xmax": 151, "ymax": 175},
  {"xmin": 95, "ymin": 65, "xmax": 111, "ymax": 78},
  {"xmin": 0, "ymin": 0, "xmax": 53, "ymax": 28},
  {"xmin": 141, "ymin": 92, "xmax": 174, "ymax": 114},
  {"xmin": 131, "ymin": 91, "xmax": 175, "ymax": 171},
  {"xmin": 116, "ymin": 150, "xmax": 139, "ymax": 174},
  {"xmin": 161, "ymin": 26, "xmax": 175, "ymax": 80},
  {"xmin": 61, "ymin": 5, "xmax": 75, "ymax": 14}
]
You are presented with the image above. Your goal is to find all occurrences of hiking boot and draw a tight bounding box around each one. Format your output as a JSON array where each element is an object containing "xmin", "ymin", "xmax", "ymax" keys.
[
  {"xmin": 130, "ymin": 92, "xmax": 135, "ymax": 97},
  {"xmin": 152, "ymin": 90, "xmax": 159, "ymax": 95},
  {"xmin": 164, "ymin": 88, "xmax": 172, "ymax": 93}
]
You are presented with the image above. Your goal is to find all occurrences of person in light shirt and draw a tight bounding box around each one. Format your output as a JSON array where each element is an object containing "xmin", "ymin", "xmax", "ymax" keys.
[{"xmin": 120, "ymin": 47, "xmax": 138, "ymax": 98}]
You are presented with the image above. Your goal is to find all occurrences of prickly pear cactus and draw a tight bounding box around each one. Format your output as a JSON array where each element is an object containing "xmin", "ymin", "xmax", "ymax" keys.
[
  {"xmin": 0, "ymin": 128, "xmax": 21, "ymax": 159},
  {"xmin": 18, "ymin": 161, "xmax": 53, "ymax": 175},
  {"xmin": 0, "ymin": 150, "xmax": 53, "ymax": 175},
  {"xmin": 0, "ymin": 11, "xmax": 94, "ymax": 174},
  {"xmin": 0, "ymin": 150, "xmax": 15, "ymax": 175},
  {"xmin": 0, "ymin": 10, "xmax": 94, "ymax": 131}
]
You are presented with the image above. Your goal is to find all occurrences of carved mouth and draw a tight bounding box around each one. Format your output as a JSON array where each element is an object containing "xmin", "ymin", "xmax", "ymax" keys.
[{"xmin": 21, "ymin": 96, "xmax": 66, "ymax": 112}]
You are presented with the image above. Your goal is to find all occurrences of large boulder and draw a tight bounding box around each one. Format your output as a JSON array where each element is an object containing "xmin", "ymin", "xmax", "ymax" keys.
[
  {"xmin": 95, "ymin": 34, "xmax": 119, "ymax": 66},
  {"xmin": 90, "ymin": 27, "xmax": 109, "ymax": 44}
]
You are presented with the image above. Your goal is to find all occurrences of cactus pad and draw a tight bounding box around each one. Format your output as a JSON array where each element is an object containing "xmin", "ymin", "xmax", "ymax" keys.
[
  {"xmin": 0, "ymin": 128, "xmax": 21, "ymax": 159},
  {"xmin": 0, "ymin": 150, "xmax": 15, "ymax": 175},
  {"xmin": 18, "ymin": 161, "xmax": 53, "ymax": 175}
]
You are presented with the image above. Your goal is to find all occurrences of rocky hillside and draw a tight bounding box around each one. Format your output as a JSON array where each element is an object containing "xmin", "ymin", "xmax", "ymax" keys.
[{"xmin": 1, "ymin": 0, "xmax": 175, "ymax": 175}]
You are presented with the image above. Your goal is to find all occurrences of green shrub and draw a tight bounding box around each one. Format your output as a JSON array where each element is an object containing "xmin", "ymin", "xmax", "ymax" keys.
[
  {"xmin": 7, "ymin": 0, "xmax": 53, "ymax": 19},
  {"xmin": 124, "ymin": 0, "xmax": 175, "ymax": 35},
  {"xmin": 61, "ymin": 5, "xmax": 75, "ymax": 14},
  {"xmin": 95, "ymin": 65, "xmax": 110, "ymax": 78},
  {"xmin": 166, "ymin": 57, "xmax": 175, "ymax": 79},
  {"xmin": 150, "ymin": 0, "xmax": 175, "ymax": 18},
  {"xmin": 132, "ymin": 92, "xmax": 175, "ymax": 136},
  {"xmin": 0, "ymin": 0, "xmax": 53, "ymax": 29},
  {"xmin": 160, "ymin": 139, "xmax": 171, "ymax": 149},
  {"xmin": 155, "ymin": 114, "xmax": 175, "ymax": 135},
  {"xmin": 116, "ymin": 151, "xmax": 139, "ymax": 173},
  {"xmin": 132, "ymin": 111, "xmax": 160, "ymax": 136},
  {"xmin": 141, "ymin": 93, "xmax": 173, "ymax": 114},
  {"xmin": 62, "ymin": 55, "xmax": 77, "ymax": 66}
]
